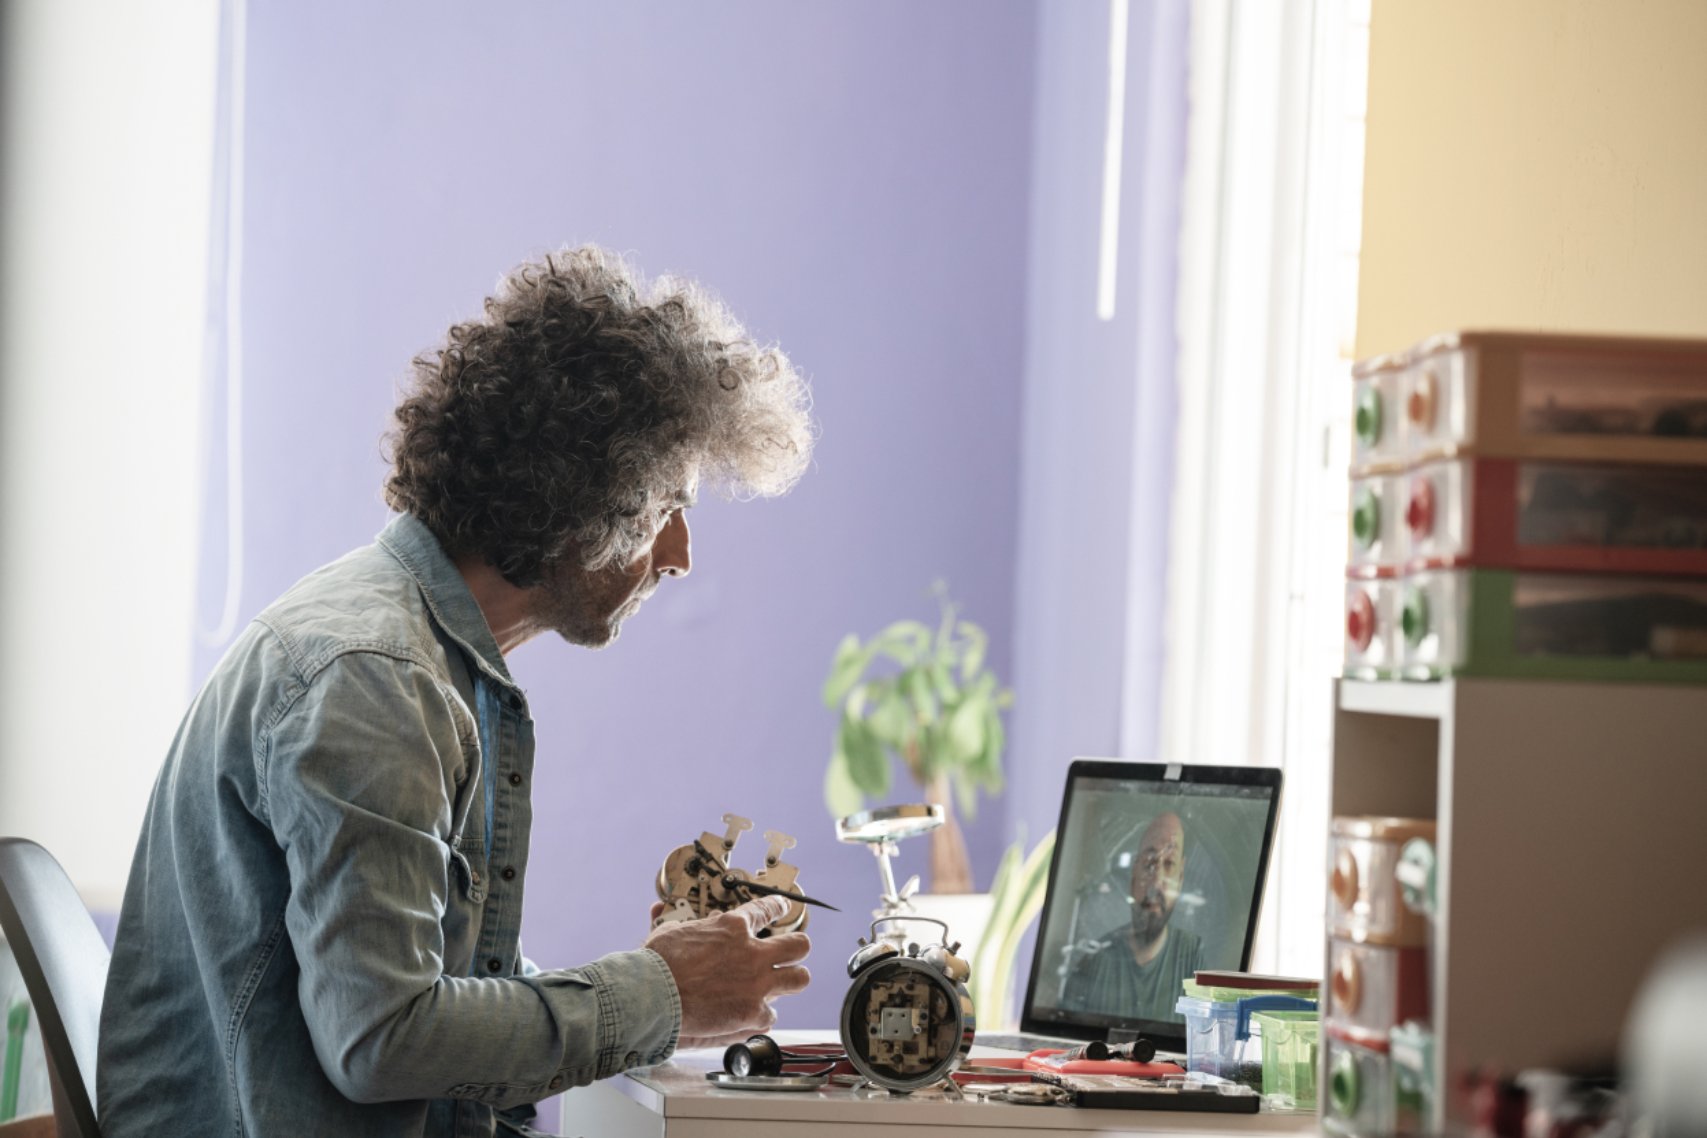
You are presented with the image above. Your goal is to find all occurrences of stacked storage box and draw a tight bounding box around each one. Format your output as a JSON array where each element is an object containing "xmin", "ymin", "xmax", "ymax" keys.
[
  {"xmin": 1330, "ymin": 330, "xmax": 1707, "ymax": 1135},
  {"xmin": 1322, "ymin": 817, "xmax": 1433, "ymax": 1136},
  {"xmin": 1342, "ymin": 331, "xmax": 1707, "ymax": 682},
  {"xmin": 1388, "ymin": 834, "xmax": 1437, "ymax": 1135},
  {"xmin": 1173, "ymin": 975, "xmax": 1318, "ymax": 1094}
]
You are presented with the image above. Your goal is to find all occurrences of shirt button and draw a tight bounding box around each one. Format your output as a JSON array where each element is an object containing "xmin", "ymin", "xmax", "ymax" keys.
[
  {"xmin": 508, "ymin": 772, "xmax": 523, "ymax": 787},
  {"xmin": 486, "ymin": 958, "xmax": 503, "ymax": 974},
  {"xmin": 624, "ymin": 1052, "xmax": 640, "ymax": 1067},
  {"xmin": 470, "ymin": 869, "xmax": 482, "ymax": 885},
  {"xmin": 548, "ymin": 1076, "xmax": 563, "ymax": 1090},
  {"xmin": 501, "ymin": 866, "xmax": 516, "ymax": 881}
]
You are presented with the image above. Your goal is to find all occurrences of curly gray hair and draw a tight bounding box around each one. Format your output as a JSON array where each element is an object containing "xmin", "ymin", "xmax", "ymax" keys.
[{"xmin": 385, "ymin": 245, "xmax": 815, "ymax": 586}]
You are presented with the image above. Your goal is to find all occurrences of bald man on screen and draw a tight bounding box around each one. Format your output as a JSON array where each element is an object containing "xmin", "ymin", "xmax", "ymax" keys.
[{"xmin": 1059, "ymin": 812, "xmax": 1203, "ymax": 1022}]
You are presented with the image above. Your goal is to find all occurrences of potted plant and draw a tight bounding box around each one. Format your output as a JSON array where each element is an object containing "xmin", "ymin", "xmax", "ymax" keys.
[
  {"xmin": 969, "ymin": 830, "xmax": 1055, "ymax": 1031},
  {"xmin": 821, "ymin": 588, "xmax": 1012, "ymax": 894}
]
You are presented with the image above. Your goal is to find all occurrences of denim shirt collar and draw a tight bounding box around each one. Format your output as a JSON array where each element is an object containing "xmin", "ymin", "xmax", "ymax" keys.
[{"xmin": 376, "ymin": 513, "xmax": 520, "ymax": 694}]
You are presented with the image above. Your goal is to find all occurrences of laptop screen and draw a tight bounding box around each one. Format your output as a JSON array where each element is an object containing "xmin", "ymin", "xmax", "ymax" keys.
[{"xmin": 1018, "ymin": 759, "xmax": 1283, "ymax": 1052}]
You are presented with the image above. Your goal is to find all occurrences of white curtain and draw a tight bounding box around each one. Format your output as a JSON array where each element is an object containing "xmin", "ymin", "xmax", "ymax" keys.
[{"xmin": 1156, "ymin": 0, "xmax": 1365, "ymax": 976}]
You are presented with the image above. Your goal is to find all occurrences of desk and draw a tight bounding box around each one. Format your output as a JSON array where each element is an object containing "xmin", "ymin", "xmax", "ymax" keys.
[{"xmin": 561, "ymin": 1038, "xmax": 1319, "ymax": 1138}]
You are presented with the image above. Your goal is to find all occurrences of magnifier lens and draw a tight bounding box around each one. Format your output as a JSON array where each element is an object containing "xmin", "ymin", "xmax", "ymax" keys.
[{"xmin": 724, "ymin": 1043, "xmax": 754, "ymax": 1077}]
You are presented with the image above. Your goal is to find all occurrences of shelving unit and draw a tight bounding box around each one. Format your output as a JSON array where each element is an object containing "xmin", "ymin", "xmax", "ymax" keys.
[{"xmin": 1329, "ymin": 677, "xmax": 1707, "ymax": 1131}]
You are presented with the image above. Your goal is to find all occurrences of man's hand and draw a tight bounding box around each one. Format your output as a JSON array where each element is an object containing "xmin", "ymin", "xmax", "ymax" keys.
[{"xmin": 644, "ymin": 895, "xmax": 811, "ymax": 1050}]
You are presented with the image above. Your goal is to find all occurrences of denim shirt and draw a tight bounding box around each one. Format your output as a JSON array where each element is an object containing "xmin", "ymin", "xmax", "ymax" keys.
[{"xmin": 99, "ymin": 514, "xmax": 681, "ymax": 1137}]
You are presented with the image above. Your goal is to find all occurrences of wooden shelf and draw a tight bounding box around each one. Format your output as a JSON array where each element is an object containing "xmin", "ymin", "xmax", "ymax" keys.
[{"xmin": 1327, "ymin": 676, "xmax": 1707, "ymax": 1132}]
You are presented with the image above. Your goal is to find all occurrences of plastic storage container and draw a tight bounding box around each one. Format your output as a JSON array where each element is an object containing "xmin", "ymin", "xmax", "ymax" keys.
[
  {"xmin": 1253, "ymin": 1009, "xmax": 1318, "ymax": 1111},
  {"xmin": 1329, "ymin": 816, "xmax": 1436, "ymax": 946},
  {"xmin": 1389, "ymin": 1021, "xmax": 1435, "ymax": 1134},
  {"xmin": 1348, "ymin": 473, "xmax": 1407, "ymax": 576},
  {"xmin": 1355, "ymin": 331, "xmax": 1707, "ymax": 472},
  {"xmin": 1403, "ymin": 457, "xmax": 1707, "ymax": 576},
  {"xmin": 1175, "ymin": 992, "xmax": 1317, "ymax": 1090},
  {"xmin": 1396, "ymin": 343, "xmax": 1474, "ymax": 463},
  {"xmin": 1351, "ymin": 356, "xmax": 1408, "ymax": 473},
  {"xmin": 1344, "ymin": 578, "xmax": 1402, "ymax": 679},
  {"xmin": 1398, "ymin": 568, "xmax": 1707, "ymax": 682},
  {"xmin": 1324, "ymin": 1030, "xmax": 1394, "ymax": 1137},
  {"xmin": 1327, "ymin": 940, "xmax": 1429, "ymax": 1037}
]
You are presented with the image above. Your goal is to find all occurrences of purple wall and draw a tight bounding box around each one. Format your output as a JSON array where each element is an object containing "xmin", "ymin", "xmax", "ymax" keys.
[
  {"xmin": 192, "ymin": 4, "xmax": 1191, "ymax": 1123},
  {"xmin": 195, "ymin": 0, "xmax": 1038, "ymax": 1048},
  {"xmin": 1008, "ymin": 0, "xmax": 1187, "ymax": 848}
]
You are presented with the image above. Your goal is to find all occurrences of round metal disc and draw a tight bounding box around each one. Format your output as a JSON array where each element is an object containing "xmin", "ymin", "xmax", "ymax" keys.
[
  {"xmin": 835, "ymin": 804, "xmax": 945, "ymax": 844},
  {"xmin": 704, "ymin": 1071, "xmax": 827, "ymax": 1092}
]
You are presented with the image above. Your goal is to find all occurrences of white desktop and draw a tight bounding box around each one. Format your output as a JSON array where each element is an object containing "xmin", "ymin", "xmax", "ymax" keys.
[{"xmin": 563, "ymin": 1032, "xmax": 1319, "ymax": 1138}]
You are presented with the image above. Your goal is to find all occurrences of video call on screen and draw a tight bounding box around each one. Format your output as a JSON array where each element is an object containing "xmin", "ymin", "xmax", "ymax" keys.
[{"xmin": 1031, "ymin": 776, "xmax": 1275, "ymax": 1030}]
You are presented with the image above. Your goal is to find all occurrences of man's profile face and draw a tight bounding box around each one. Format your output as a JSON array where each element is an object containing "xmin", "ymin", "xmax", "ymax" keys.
[
  {"xmin": 536, "ymin": 481, "xmax": 697, "ymax": 649},
  {"xmin": 1129, "ymin": 812, "xmax": 1186, "ymax": 946}
]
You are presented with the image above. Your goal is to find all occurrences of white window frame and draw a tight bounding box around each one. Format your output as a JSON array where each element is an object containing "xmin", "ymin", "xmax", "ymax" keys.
[{"xmin": 0, "ymin": 0, "xmax": 222, "ymax": 903}]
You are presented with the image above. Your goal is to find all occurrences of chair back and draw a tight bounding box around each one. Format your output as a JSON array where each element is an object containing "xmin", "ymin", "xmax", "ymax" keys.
[{"xmin": 0, "ymin": 839, "xmax": 108, "ymax": 1137}]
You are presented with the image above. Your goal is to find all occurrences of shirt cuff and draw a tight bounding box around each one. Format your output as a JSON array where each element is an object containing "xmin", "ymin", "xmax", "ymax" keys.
[{"xmin": 576, "ymin": 948, "xmax": 681, "ymax": 1078}]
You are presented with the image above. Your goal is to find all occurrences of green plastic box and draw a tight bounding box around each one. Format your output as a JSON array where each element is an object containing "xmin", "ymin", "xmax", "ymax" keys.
[{"xmin": 1253, "ymin": 1009, "xmax": 1319, "ymax": 1110}]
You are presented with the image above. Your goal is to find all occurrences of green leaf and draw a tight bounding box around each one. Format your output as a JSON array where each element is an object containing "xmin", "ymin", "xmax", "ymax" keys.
[
  {"xmin": 868, "ymin": 688, "xmax": 913, "ymax": 748},
  {"xmin": 972, "ymin": 830, "xmax": 1056, "ymax": 1031},
  {"xmin": 952, "ymin": 767, "xmax": 978, "ymax": 822},
  {"xmin": 957, "ymin": 621, "xmax": 987, "ymax": 682},
  {"xmin": 987, "ymin": 840, "xmax": 1025, "ymax": 910},
  {"xmin": 935, "ymin": 593, "xmax": 958, "ymax": 652},
  {"xmin": 875, "ymin": 620, "xmax": 931, "ymax": 663},
  {"xmin": 841, "ymin": 717, "xmax": 891, "ymax": 798},
  {"xmin": 821, "ymin": 634, "xmax": 872, "ymax": 708},
  {"xmin": 823, "ymin": 749, "xmax": 865, "ymax": 818},
  {"xmin": 971, "ymin": 838, "xmax": 1026, "ymax": 1010},
  {"xmin": 975, "ymin": 707, "xmax": 1007, "ymax": 791},
  {"xmin": 904, "ymin": 667, "xmax": 939, "ymax": 722},
  {"xmin": 946, "ymin": 693, "xmax": 986, "ymax": 764},
  {"xmin": 931, "ymin": 661, "xmax": 957, "ymax": 703}
]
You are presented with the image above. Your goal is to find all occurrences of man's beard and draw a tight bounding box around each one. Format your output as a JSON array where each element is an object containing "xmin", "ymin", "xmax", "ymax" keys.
[
  {"xmin": 1131, "ymin": 895, "xmax": 1173, "ymax": 946},
  {"xmin": 535, "ymin": 557, "xmax": 651, "ymax": 649}
]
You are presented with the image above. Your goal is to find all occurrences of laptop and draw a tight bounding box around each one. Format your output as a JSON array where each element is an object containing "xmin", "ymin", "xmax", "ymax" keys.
[{"xmin": 980, "ymin": 758, "xmax": 1283, "ymax": 1058}]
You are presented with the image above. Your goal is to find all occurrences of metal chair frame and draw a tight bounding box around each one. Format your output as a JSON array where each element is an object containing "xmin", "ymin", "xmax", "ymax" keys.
[{"xmin": 0, "ymin": 839, "xmax": 108, "ymax": 1138}]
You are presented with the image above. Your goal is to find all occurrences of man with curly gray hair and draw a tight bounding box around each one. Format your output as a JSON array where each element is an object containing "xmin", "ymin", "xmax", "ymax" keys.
[{"xmin": 100, "ymin": 246, "xmax": 817, "ymax": 1138}]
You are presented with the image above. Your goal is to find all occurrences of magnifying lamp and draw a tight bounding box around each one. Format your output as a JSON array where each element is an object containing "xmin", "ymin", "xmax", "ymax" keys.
[{"xmin": 835, "ymin": 804, "xmax": 944, "ymax": 929}]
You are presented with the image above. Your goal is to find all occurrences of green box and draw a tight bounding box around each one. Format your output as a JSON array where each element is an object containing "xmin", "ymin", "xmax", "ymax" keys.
[
  {"xmin": 1401, "ymin": 569, "xmax": 1707, "ymax": 683},
  {"xmin": 1254, "ymin": 1009, "xmax": 1319, "ymax": 1111}
]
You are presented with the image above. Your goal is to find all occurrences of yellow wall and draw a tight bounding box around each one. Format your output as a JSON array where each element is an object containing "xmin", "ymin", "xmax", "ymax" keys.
[{"xmin": 1358, "ymin": 1, "xmax": 1707, "ymax": 358}]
